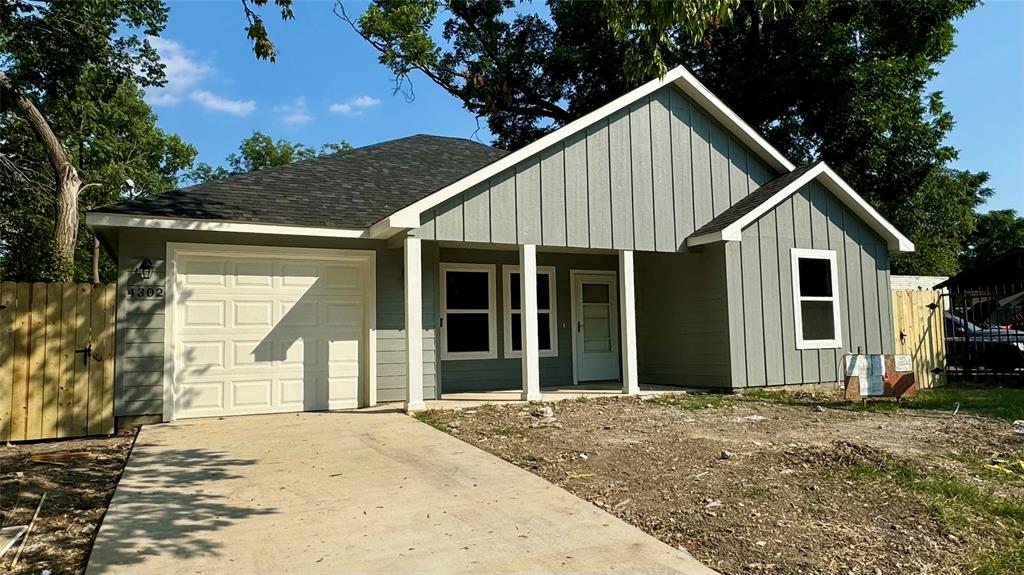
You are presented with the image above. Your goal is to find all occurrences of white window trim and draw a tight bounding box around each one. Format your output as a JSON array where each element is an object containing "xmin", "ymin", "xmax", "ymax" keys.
[
  {"xmin": 440, "ymin": 263, "xmax": 498, "ymax": 360},
  {"xmin": 502, "ymin": 265, "xmax": 558, "ymax": 359},
  {"xmin": 791, "ymin": 248, "xmax": 842, "ymax": 350}
]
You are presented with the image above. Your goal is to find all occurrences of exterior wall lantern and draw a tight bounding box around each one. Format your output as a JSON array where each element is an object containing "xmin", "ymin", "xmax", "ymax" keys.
[{"xmin": 135, "ymin": 258, "xmax": 154, "ymax": 280}]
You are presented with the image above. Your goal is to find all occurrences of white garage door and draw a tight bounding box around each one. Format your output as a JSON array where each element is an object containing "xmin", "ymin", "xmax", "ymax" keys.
[{"xmin": 169, "ymin": 245, "xmax": 373, "ymax": 420}]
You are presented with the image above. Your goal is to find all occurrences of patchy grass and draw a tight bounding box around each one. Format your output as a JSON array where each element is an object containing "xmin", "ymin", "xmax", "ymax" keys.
[
  {"xmin": 646, "ymin": 393, "xmax": 725, "ymax": 411},
  {"xmin": 413, "ymin": 410, "xmax": 450, "ymax": 432},
  {"xmin": 742, "ymin": 385, "xmax": 1024, "ymax": 422},
  {"xmin": 848, "ymin": 456, "xmax": 1024, "ymax": 574}
]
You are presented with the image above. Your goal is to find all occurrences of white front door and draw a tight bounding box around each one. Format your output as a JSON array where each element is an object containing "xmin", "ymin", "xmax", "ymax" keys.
[
  {"xmin": 168, "ymin": 245, "xmax": 373, "ymax": 420},
  {"xmin": 572, "ymin": 272, "xmax": 620, "ymax": 382}
]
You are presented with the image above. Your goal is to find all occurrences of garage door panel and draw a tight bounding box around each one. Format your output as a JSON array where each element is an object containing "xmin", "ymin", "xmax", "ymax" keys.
[
  {"xmin": 322, "ymin": 264, "xmax": 364, "ymax": 290},
  {"xmin": 180, "ymin": 259, "xmax": 228, "ymax": 286},
  {"xmin": 233, "ymin": 300, "xmax": 274, "ymax": 328},
  {"xmin": 172, "ymin": 248, "xmax": 370, "ymax": 419},
  {"xmin": 279, "ymin": 378, "xmax": 308, "ymax": 408},
  {"xmin": 280, "ymin": 263, "xmax": 319, "ymax": 287},
  {"xmin": 231, "ymin": 379, "xmax": 273, "ymax": 408},
  {"xmin": 326, "ymin": 303, "xmax": 362, "ymax": 329},
  {"xmin": 179, "ymin": 380, "xmax": 225, "ymax": 412},
  {"xmin": 180, "ymin": 340, "xmax": 225, "ymax": 371},
  {"xmin": 183, "ymin": 301, "xmax": 226, "ymax": 327},
  {"xmin": 234, "ymin": 262, "xmax": 274, "ymax": 287}
]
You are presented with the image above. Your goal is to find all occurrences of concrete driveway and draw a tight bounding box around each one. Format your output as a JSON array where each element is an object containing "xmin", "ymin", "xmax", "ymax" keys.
[{"xmin": 88, "ymin": 410, "xmax": 716, "ymax": 574}]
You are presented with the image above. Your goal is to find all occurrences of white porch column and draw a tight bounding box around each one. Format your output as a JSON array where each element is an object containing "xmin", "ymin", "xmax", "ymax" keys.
[
  {"xmin": 404, "ymin": 236, "xmax": 426, "ymax": 412},
  {"xmin": 520, "ymin": 244, "xmax": 542, "ymax": 401},
  {"xmin": 618, "ymin": 250, "xmax": 639, "ymax": 395}
]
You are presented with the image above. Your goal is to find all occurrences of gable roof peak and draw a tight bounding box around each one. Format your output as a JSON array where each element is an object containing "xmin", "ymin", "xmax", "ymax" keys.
[{"xmin": 382, "ymin": 63, "xmax": 797, "ymax": 230}]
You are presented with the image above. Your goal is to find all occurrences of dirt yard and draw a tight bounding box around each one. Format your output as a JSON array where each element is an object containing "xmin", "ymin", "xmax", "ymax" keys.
[
  {"xmin": 418, "ymin": 391, "xmax": 1024, "ymax": 575},
  {"xmin": 0, "ymin": 434, "xmax": 134, "ymax": 575}
]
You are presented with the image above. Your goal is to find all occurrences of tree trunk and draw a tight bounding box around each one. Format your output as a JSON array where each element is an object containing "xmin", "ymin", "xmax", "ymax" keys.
[
  {"xmin": 0, "ymin": 70, "xmax": 82, "ymax": 281},
  {"xmin": 92, "ymin": 236, "xmax": 100, "ymax": 284}
]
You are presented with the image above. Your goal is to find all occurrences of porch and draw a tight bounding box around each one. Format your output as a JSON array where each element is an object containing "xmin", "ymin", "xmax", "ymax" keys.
[
  {"xmin": 400, "ymin": 238, "xmax": 645, "ymax": 411},
  {"xmin": 397, "ymin": 382, "xmax": 688, "ymax": 411}
]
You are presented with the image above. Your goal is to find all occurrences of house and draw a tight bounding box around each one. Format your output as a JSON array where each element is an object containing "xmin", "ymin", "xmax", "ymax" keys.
[{"xmin": 86, "ymin": 66, "xmax": 913, "ymax": 423}]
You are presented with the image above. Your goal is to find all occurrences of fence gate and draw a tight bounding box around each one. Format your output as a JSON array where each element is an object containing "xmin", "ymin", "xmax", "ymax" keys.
[
  {"xmin": 891, "ymin": 289, "xmax": 947, "ymax": 389},
  {"xmin": 0, "ymin": 282, "xmax": 116, "ymax": 442}
]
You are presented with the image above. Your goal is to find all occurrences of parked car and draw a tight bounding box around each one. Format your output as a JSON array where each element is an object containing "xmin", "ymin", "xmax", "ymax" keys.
[{"xmin": 945, "ymin": 311, "xmax": 1024, "ymax": 371}]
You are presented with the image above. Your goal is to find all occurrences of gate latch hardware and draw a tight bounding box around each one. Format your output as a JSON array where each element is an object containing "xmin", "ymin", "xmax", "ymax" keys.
[{"xmin": 75, "ymin": 343, "xmax": 93, "ymax": 367}]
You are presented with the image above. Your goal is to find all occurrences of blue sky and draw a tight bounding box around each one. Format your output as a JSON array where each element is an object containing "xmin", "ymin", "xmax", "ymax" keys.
[{"xmin": 148, "ymin": 1, "xmax": 1023, "ymax": 212}]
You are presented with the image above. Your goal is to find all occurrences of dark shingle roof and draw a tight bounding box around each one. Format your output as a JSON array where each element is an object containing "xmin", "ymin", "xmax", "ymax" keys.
[
  {"xmin": 689, "ymin": 162, "xmax": 820, "ymax": 238},
  {"xmin": 95, "ymin": 134, "xmax": 509, "ymax": 229}
]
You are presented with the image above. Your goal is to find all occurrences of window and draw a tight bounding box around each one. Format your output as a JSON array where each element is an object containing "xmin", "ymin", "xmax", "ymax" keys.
[
  {"xmin": 503, "ymin": 266, "xmax": 558, "ymax": 358},
  {"xmin": 440, "ymin": 264, "xmax": 497, "ymax": 360},
  {"xmin": 791, "ymin": 248, "xmax": 842, "ymax": 349}
]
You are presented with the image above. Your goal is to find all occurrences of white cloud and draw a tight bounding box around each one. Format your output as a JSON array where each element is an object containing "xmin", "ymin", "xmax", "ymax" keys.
[
  {"xmin": 145, "ymin": 37, "xmax": 212, "ymax": 106},
  {"xmin": 145, "ymin": 36, "xmax": 256, "ymax": 117},
  {"xmin": 275, "ymin": 97, "xmax": 313, "ymax": 125},
  {"xmin": 329, "ymin": 95, "xmax": 382, "ymax": 116},
  {"xmin": 190, "ymin": 90, "xmax": 256, "ymax": 116}
]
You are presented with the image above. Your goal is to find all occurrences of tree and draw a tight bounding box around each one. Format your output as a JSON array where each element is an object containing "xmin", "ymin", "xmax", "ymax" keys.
[
  {"xmin": 187, "ymin": 131, "xmax": 351, "ymax": 183},
  {"xmin": 961, "ymin": 209, "xmax": 1024, "ymax": 269},
  {"xmin": 347, "ymin": 0, "xmax": 988, "ymax": 274},
  {"xmin": 0, "ymin": 0, "xmax": 169, "ymax": 280},
  {"xmin": 0, "ymin": 74, "xmax": 196, "ymax": 282},
  {"xmin": 240, "ymin": 0, "xmax": 989, "ymax": 275}
]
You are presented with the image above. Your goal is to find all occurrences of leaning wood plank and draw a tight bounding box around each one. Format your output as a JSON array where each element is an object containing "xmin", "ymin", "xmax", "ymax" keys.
[
  {"xmin": 41, "ymin": 283, "xmax": 62, "ymax": 439},
  {"xmin": 56, "ymin": 283, "xmax": 77, "ymax": 437},
  {"xmin": 94, "ymin": 284, "xmax": 115, "ymax": 434},
  {"xmin": 71, "ymin": 284, "xmax": 91, "ymax": 437},
  {"xmin": 0, "ymin": 526, "xmax": 27, "ymax": 559},
  {"xmin": 24, "ymin": 283, "xmax": 48, "ymax": 441},
  {"xmin": 0, "ymin": 282, "xmax": 16, "ymax": 442},
  {"xmin": 10, "ymin": 493, "xmax": 45, "ymax": 570},
  {"xmin": 9, "ymin": 283, "xmax": 32, "ymax": 442},
  {"xmin": 87, "ymin": 284, "xmax": 107, "ymax": 435}
]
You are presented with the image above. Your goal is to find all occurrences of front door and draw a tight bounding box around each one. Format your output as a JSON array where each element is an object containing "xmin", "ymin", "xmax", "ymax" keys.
[{"xmin": 572, "ymin": 272, "xmax": 619, "ymax": 382}]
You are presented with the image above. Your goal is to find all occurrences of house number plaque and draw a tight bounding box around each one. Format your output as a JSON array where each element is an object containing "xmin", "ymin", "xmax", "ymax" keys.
[{"xmin": 126, "ymin": 285, "xmax": 164, "ymax": 300}]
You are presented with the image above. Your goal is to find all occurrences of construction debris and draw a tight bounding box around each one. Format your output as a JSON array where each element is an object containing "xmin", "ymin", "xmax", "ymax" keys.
[
  {"xmin": 0, "ymin": 526, "xmax": 27, "ymax": 559},
  {"xmin": 10, "ymin": 493, "xmax": 45, "ymax": 570}
]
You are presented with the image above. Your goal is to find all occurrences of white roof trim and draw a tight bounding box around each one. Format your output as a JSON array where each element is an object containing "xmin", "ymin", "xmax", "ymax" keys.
[
  {"xmin": 86, "ymin": 212, "xmax": 369, "ymax": 239},
  {"xmin": 384, "ymin": 65, "xmax": 796, "ymax": 230},
  {"xmin": 687, "ymin": 163, "xmax": 915, "ymax": 253}
]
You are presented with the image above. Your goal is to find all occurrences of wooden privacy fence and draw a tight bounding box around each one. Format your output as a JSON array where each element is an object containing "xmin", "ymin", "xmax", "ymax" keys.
[
  {"xmin": 891, "ymin": 289, "xmax": 947, "ymax": 389},
  {"xmin": 0, "ymin": 282, "xmax": 115, "ymax": 442}
]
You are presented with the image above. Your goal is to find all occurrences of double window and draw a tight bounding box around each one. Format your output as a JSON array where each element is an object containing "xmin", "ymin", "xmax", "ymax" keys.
[
  {"xmin": 503, "ymin": 266, "xmax": 558, "ymax": 358},
  {"xmin": 440, "ymin": 264, "xmax": 497, "ymax": 360},
  {"xmin": 791, "ymin": 248, "xmax": 842, "ymax": 349},
  {"xmin": 439, "ymin": 263, "xmax": 558, "ymax": 360}
]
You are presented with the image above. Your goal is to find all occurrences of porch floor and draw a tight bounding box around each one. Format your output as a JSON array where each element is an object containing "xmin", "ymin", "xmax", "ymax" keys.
[{"xmin": 389, "ymin": 382, "xmax": 691, "ymax": 411}]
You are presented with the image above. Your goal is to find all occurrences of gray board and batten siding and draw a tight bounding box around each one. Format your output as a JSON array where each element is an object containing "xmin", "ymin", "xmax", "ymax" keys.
[
  {"xmin": 725, "ymin": 179, "xmax": 895, "ymax": 388},
  {"xmin": 114, "ymin": 228, "xmax": 437, "ymax": 417},
  {"xmin": 413, "ymin": 85, "xmax": 777, "ymax": 251}
]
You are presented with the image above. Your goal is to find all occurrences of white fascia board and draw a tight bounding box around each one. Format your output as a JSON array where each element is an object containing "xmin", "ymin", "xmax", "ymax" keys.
[
  {"xmin": 384, "ymin": 65, "xmax": 796, "ymax": 230},
  {"xmin": 686, "ymin": 163, "xmax": 915, "ymax": 253},
  {"xmin": 86, "ymin": 212, "xmax": 369, "ymax": 239},
  {"xmin": 817, "ymin": 164, "xmax": 915, "ymax": 253}
]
